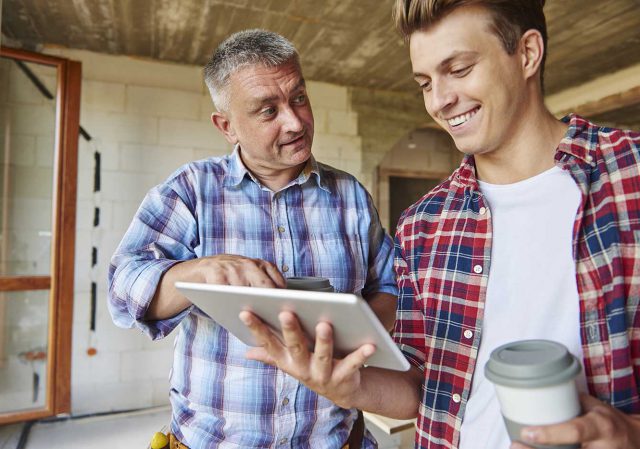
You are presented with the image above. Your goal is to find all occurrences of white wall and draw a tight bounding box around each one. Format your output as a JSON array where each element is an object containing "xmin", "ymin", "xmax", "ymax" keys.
[{"xmin": 37, "ymin": 48, "xmax": 366, "ymax": 414}]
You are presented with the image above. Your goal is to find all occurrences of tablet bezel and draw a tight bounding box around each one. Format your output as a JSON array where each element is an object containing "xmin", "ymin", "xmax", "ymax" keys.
[{"xmin": 175, "ymin": 281, "xmax": 410, "ymax": 371}]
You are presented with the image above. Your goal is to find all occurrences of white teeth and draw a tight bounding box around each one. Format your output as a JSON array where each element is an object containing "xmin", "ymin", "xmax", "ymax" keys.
[{"xmin": 447, "ymin": 108, "xmax": 477, "ymax": 127}]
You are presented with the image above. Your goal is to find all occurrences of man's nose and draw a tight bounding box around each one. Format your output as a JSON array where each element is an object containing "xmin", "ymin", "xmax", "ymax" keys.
[
  {"xmin": 429, "ymin": 80, "xmax": 457, "ymax": 116},
  {"xmin": 280, "ymin": 106, "xmax": 304, "ymax": 133}
]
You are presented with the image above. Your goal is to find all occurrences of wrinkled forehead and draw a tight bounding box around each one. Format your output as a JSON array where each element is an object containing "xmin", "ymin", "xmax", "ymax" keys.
[{"xmin": 226, "ymin": 61, "xmax": 306, "ymax": 110}]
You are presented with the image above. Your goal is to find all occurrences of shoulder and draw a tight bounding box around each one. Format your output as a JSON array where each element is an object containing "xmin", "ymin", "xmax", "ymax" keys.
[
  {"xmin": 149, "ymin": 154, "xmax": 232, "ymax": 208},
  {"xmin": 315, "ymin": 161, "xmax": 371, "ymax": 197},
  {"xmin": 595, "ymin": 125, "xmax": 640, "ymax": 155},
  {"xmin": 400, "ymin": 173, "xmax": 456, "ymax": 221},
  {"xmin": 568, "ymin": 115, "xmax": 640, "ymax": 157},
  {"xmin": 396, "ymin": 171, "xmax": 458, "ymax": 240},
  {"xmin": 166, "ymin": 154, "xmax": 231, "ymax": 184}
]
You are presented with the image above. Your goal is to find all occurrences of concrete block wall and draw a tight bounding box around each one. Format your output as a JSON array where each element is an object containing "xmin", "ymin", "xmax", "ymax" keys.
[{"xmin": 38, "ymin": 48, "xmax": 367, "ymax": 415}]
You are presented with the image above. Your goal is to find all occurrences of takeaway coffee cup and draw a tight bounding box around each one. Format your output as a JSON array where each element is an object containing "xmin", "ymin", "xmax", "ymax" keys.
[
  {"xmin": 286, "ymin": 276, "xmax": 334, "ymax": 292},
  {"xmin": 484, "ymin": 340, "xmax": 582, "ymax": 449}
]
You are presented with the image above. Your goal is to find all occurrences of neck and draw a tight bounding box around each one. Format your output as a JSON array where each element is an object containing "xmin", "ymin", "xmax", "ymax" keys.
[
  {"xmin": 475, "ymin": 101, "xmax": 568, "ymax": 185},
  {"xmin": 254, "ymin": 167, "xmax": 304, "ymax": 191},
  {"xmin": 239, "ymin": 154, "xmax": 306, "ymax": 192}
]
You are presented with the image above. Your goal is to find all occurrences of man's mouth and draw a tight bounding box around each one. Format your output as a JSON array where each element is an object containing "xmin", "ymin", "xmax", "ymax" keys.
[
  {"xmin": 446, "ymin": 107, "xmax": 480, "ymax": 127},
  {"xmin": 281, "ymin": 133, "xmax": 305, "ymax": 146}
]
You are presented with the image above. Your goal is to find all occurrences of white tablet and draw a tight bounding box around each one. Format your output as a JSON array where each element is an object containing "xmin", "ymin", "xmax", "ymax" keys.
[{"xmin": 175, "ymin": 281, "xmax": 410, "ymax": 371}]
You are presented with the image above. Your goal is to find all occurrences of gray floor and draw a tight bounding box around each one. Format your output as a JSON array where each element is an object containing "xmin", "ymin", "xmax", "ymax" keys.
[
  {"xmin": 0, "ymin": 406, "xmax": 413, "ymax": 449},
  {"xmin": 0, "ymin": 406, "xmax": 170, "ymax": 449}
]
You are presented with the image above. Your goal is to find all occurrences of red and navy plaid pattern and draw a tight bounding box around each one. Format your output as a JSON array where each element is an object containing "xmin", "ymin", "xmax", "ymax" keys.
[{"xmin": 393, "ymin": 114, "xmax": 640, "ymax": 449}]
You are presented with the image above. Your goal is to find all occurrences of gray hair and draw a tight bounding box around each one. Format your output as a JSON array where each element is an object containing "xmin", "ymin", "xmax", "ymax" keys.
[{"xmin": 204, "ymin": 29, "xmax": 300, "ymax": 112}]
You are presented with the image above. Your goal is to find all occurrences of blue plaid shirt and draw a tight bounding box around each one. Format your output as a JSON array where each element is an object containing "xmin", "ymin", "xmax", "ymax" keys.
[{"xmin": 108, "ymin": 148, "xmax": 397, "ymax": 449}]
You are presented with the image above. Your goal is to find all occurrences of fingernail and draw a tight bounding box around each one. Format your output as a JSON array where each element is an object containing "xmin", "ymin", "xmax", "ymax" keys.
[
  {"xmin": 363, "ymin": 345, "xmax": 375, "ymax": 357},
  {"xmin": 238, "ymin": 312, "xmax": 250, "ymax": 325}
]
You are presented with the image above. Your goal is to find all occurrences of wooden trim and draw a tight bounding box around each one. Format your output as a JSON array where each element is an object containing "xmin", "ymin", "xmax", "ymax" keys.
[
  {"xmin": 379, "ymin": 167, "xmax": 451, "ymax": 180},
  {"xmin": 0, "ymin": 408, "xmax": 54, "ymax": 426},
  {"xmin": 0, "ymin": 109, "xmax": 11, "ymax": 369},
  {"xmin": 51, "ymin": 58, "xmax": 80, "ymax": 415},
  {"xmin": 566, "ymin": 85, "xmax": 640, "ymax": 118},
  {"xmin": 0, "ymin": 46, "xmax": 67, "ymax": 68},
  {"xmin": 0, "ymin": 276, "xmax": 51, "ymax": 291}
]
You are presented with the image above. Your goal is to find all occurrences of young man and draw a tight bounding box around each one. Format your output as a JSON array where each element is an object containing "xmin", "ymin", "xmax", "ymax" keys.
[
  {"xmin": 241, "ymin": 2, "xmax": 640, "ymax": 448},
  {"xmin": 108, "ymin": 29, "xmax": 397, "ymax": 449}
]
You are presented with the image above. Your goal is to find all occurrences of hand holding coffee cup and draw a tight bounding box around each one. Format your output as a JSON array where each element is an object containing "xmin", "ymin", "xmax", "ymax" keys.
[{"xmin": 485, "ymin": 340, "xmax": 582, "ymax": 449}]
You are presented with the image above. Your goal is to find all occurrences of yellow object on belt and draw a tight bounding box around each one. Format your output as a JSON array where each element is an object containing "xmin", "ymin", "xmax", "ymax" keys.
[{"xmin": 151, "ymin": 432, "xmax": 354, "ymax": 448}]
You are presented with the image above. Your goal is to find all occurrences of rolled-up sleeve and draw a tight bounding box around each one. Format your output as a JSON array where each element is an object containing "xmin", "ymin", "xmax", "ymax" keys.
[{"xmin": 107, "ymin": 174, "xmax": 199, "ymax": 339}]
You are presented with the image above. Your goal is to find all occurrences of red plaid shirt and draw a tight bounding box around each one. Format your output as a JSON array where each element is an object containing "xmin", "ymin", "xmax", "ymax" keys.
[{"xmin": 393, "ymin": 114, "xmax": 640, "ymax": 449}]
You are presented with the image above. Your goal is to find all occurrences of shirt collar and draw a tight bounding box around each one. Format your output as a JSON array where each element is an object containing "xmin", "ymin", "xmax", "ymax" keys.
[
  {"xmin": 224, "ymin": 144, "xmax": 331, "ymax": 193},
  {"xmin": 453, "ymin": 113, "xmax": 598, "ymax": 191},
  {"xmin": 556, "ymin": 113, "xmax": 598, "ymax": 166}
]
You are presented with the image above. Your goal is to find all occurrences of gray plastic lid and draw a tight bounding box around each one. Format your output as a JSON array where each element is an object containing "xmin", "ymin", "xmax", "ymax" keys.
[
  {"xmin": 285, "ymin": 276, "xmax": 334, "ymax": 292},
  {"xmin": 485, "ymin": 340, "xmax": 581, "ymax": 389}
]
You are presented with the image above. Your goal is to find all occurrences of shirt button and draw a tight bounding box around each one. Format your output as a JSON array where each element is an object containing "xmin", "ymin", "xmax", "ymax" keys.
[
  {"xmin": 473, "ymin": 264, "xmax": 483, "ymax": 274},
  {"xmin": 278, "ymin": 226, "xmax": 285, "ymax": 233},
  {"xmin": 282, "ymin": 265, "xmax": 289, "ymax": 272},
  {"xmin": 282, "ymin": 397, "xmax": 289, "ymax": 406},
  {"xmin": 585, "ymin": 154, "xmax": 593, "ymax": 163},
  {"xmin": 464, "ymin": 330, "xmax": 473, "ymax": 339},
  {"xmin": 479, "ymin": 206, "xmax": 487, "ymax": 215},
  {"xmin": 452, "ymin": 393, "xmax": 461, "ymax": 403}
]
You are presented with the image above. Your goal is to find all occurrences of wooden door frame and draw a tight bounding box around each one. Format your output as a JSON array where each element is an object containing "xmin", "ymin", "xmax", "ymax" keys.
[
  {"xmin": 0, "ymin": 46, "xmax": 79, "ymax": 424},
  {"xmin": 377, "ymin": 167, "xmax": 450, "ymax": 232}
]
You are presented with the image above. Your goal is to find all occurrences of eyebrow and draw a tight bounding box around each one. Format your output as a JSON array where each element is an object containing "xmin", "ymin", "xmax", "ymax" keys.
[
  {"xmin": 413, "ymin": 50, "xmax": 479, "ymax": 78},
  {"xmin": 248, "ymin": 77, "xmax": 307, "ymax": 111}
]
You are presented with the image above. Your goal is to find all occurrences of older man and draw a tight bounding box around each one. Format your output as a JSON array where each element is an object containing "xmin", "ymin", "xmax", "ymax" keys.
[{"xmin": 108, "ymin": 29, "xmax": 397, "ymax": 449}]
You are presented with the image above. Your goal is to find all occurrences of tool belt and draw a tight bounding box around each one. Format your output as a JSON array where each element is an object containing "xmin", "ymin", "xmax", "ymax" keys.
[{"xmin": 164, "ymin": 410, "xmax": 364, "ymax": 449}]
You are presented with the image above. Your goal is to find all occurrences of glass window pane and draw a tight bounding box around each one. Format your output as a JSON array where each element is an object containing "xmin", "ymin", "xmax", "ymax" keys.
[
  {"xmin": 0, "ymin": 289, "xmax": 50, "ymax": 413},
  {"xmin": 0, "ymin": 57, "xmax": 56, "ymax": 276}
]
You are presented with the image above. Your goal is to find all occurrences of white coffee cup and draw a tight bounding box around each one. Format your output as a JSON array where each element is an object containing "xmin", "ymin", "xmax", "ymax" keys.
[{"xmin": 485, "ymin": 340, "xmax": 582, "ymax": 449}]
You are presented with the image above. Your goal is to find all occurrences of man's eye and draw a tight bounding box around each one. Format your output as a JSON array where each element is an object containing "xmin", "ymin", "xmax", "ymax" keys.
[
  {"xmin": 451, "ymin": 66, "xmax": 472, "ymax": 76},
  {"xmin": 262, "ymin": 107, "xmax": 276, "ymax": 116},
  {"xmin": 293, "ymin": 94, "xmax": 307, "ymax": 104},
  {"xmin": 420, "ymin": 82, "xmax": 432, "ymax": 92}
]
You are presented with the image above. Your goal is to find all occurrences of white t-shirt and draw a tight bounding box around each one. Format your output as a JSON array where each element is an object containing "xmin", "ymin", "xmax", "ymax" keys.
[{"xmin": 458, "ymin": 166, "xmax": 587, "ymax": 449}]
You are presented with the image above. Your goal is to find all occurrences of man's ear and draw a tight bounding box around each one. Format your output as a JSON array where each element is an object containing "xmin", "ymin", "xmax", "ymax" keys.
[
  {"xmin": 211, "ymin": 112, "xmax": 238, "ymax": 145},
  {"xmin": 519, "ymin": 29, "xmax": 544, "ymax": 81}
]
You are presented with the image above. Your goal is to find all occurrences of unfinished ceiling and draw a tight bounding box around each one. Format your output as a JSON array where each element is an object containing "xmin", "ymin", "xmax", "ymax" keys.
[{"xmin": 2, "ymin": 0, "xmax": 640, "ymax": 125}]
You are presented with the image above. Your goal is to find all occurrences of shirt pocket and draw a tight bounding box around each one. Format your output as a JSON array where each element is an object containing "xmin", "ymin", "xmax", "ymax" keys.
[{"xmin": 309, "ymin": 232, "xmax": 366, "ymax": 294}]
